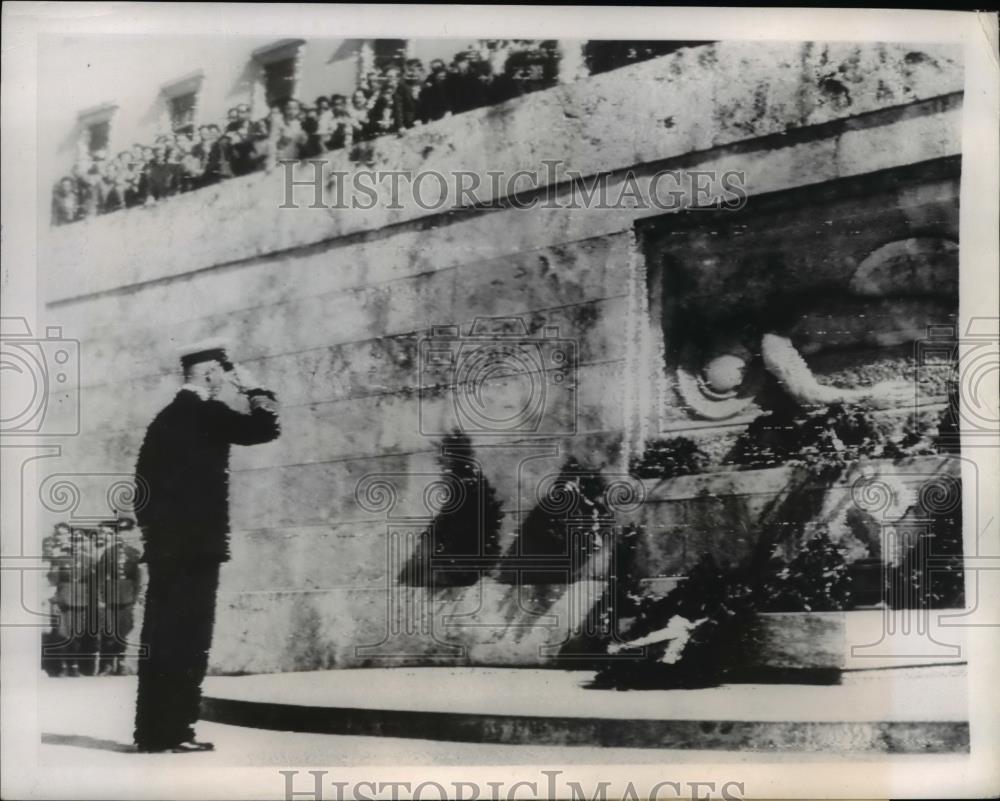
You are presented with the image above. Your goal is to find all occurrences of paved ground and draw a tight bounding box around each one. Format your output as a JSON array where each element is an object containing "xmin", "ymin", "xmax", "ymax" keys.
[
  {"xmin": 37, "ymin": 665, "xmax": 967, "ymax": 767},
  {"xmin": 36, "ymin": 675, "xmax": 782, "ymax": 767}
]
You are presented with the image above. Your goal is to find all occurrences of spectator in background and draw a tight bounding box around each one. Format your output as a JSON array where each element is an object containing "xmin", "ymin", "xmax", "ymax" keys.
[
  {"xmin": 226, "ymin": 103, "xmax": 255, "ymax": 175},
  {"xmin": 274, "ymin": 97, "xmax": 308, "ymax": 162},
  {"xmin": 42, "ymin": 523, "xmax": 73, "ymax": 674},
  {"xmin": 256, "ymin": 106, "xmax": 283, "ymax": 170},
  {"xmin": 43, "ymin": 522, "xmax": 73, "ymax": 561},
  {"xmin": 52, "ymin": 528, "xmax": 101, "ymax": 676},
  {"xmin": 347, "ymin": 89, "xmax": 371, "ymax": 143},
  {"xmin": 249, "ymin": 107, "xmax": 280, "ymax": 171},
  {"xmin": 191, "ymin": 125, "xmax": 212, "ymax": 178},
  {"xmin": 74, "ymin": 161, "xmax": 102, "ymax": 220},
  {"xmin": 179, "ymin": 144, "xmax": 205, "ymax": 192},
  {"xmin": 90, "ymin": 151, "xmax": 110, "ymax": 207},
  {"xmin": 101, "ymin": 162, "xmax": 127, "ymax": 214},
  {"xmin": 96, "ymin": 519, "xmax": 141, "ymax": 676},
  {"xmin": 370, "ymin": 67, "xmax": 403, "ymax": 136},
  {"xmin": 473, "ymin": 58, "xmax": 496, "ymax": 106},
  {"xmin": 311, "ymin": 95, "xmax": 335, "ymax": 154},
  {"xmin": 419, "ymin": 59, "xmax": 451, "ymax": 123},
  {"xmin": 116, "ymin": 151, "xmax": 144, "ymax": 208},
  {"xmin": 361, "ymin": 71, "xmax": 381, "ymax": 105},
  {"xmin": 51, "ymin": 177, "xmax": 79, "ymax": 225},
  {"xmin": 489, "ymin": 60, "xmax": 521, "ymax": 104},
  {"xmin": 216, "ymin": 130, "xmax": 238, "ymax": 179},
  {"xmin": 447, "ymin": 51, "xmax": 482, "ymax": 114},
  {"xmin": 167, "ymin": 135, "xmax": 186, "ymax": 186},
  {"xmin": 300, "ymin": 101, "xmax": 322, "ymax": 158},
  {"xmin": 370, "ymin": 86, "xmax": 397, "ymax": 136},
  {"xmin": 398, "ymin": 59, "xmax": 425, "ymax": 130},
  {"xmin": 145, "ymin": 142, "xmax": 178, "ymax": 201},
  {"xmin": 328, "ymin": 94, "xmax": 352, "ymax": 150},
  {"xmin": 200, "ymin": 124, "xmax": 229, "ymax": 185}
]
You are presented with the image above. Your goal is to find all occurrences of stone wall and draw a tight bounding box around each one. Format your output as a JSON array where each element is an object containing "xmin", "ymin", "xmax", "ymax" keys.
[{"xmin": 40, "ymin": 41, "xmax": 963, "ymax": 672}]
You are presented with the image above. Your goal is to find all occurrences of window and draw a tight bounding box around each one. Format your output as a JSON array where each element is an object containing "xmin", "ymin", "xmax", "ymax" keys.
[
  {"xmin": 160, "ymin": 71, "xmax": 204, "ymax": 135},
  {"xmin": 85, "ymin": 120, "xmax": 110, "ymax": 157},
  {"xmin": 373, "ymin": 39, "xmax": 407, "ymax": 72},
  {"xmin": 168, "ymin": 92, "xmax": 197, "ymax": 133},
  {"xmin": 76, "ymin": 103, "xmax": 117, "ymax": 160},
  {"xmin": 263, "ymin": 57, "xmax": 297, "ymax": 107},
  {"xmin": 252, "ymin": 39, "xmax": 305, "ymax": 111}
]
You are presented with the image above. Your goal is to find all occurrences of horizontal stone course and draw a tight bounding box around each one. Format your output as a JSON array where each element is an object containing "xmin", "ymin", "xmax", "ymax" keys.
[{"xmin": 199, "ymin": 662, "xmax": 968, "ymax": 751}]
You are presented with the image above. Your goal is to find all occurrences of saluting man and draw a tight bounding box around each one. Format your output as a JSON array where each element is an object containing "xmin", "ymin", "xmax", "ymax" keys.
[{"xmin": 132, "ymin": 340, "xmax": 280, "ymax": 754}]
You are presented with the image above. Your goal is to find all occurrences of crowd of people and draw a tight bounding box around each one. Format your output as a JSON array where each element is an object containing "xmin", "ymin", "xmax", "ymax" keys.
[
  {"xmin": 52, "ymin": 48, "xmax": 545, "ymax": 225},
  {"xmin": 41, "ymin": 518, "xmax": 141, "ymax": 677}
]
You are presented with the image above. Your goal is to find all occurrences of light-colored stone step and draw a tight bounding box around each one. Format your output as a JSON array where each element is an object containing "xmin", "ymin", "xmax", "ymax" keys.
[{"xmin": 200, "ymin": 664, "xmax": 968, "ymax": 753}]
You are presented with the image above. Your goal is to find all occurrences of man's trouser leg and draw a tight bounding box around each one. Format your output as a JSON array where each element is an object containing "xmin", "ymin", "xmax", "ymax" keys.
[
  {"xmin": 133, "ymin": 558, "xmax": 220, "ymax": 750},
  {"xmin": 100, "ymin": 604, "xmax": 134, "ymax": 672},
  {"xmin": 68, "ymin": 602, "xmax": 98, "ymax": 675}
]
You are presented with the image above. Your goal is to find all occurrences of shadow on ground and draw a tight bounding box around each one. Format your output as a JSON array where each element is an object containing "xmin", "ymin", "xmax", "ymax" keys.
[{"xmin": 42, "ymin": 732, "xmax": 136, "ymax": 753}]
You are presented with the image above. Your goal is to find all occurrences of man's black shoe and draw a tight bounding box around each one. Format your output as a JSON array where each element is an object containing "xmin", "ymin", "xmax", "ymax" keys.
[{"xmin": 170, "ymin": 741, "xmax": 214, "ymax": 753}]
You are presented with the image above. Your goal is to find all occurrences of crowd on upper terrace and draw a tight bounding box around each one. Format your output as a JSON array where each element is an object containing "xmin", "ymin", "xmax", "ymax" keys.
[
  {"xmin": 51, "ymin": 45, "xmax": 555, "ymax": 225},
  {"xmin": 51, "ymin": 39, "xmax": 702, "ymax": 226}
]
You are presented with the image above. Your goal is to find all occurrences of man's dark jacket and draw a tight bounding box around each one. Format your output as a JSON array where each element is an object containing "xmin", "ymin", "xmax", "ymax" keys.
[
  {"xmin": 97, "ymin": 538, "xmax": 142, "ymax": 606},
  {"xmin": 418, "ymin": 75, "xmax": 451, "ymax": 123},
  {"xmin": 134, "ymin": 388, "xmax": 280, "ymax": 562}
]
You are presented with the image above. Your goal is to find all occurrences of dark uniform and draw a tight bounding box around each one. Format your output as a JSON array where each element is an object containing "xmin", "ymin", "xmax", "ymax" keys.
[
  {"xmin": 132, "ymin": 353, "xmax": 279, "ymax": 753},
  {"xmin": 52, "ymin": 529, "xmax": 101, "ymax": 676},
  {"xmin": 419, "ymin": 66, "xmax": 451, "ymax": 123},
  {"xmin": 96, "ymin": 521, "xmax": 142, "ymax": 675},
  {"xmin": 42, "ymin": 524, "xmax": 73, "ymax": 675},
  {"xmin": 445, "ymin": 60, "xmax": 484, "ymax": 115}
]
